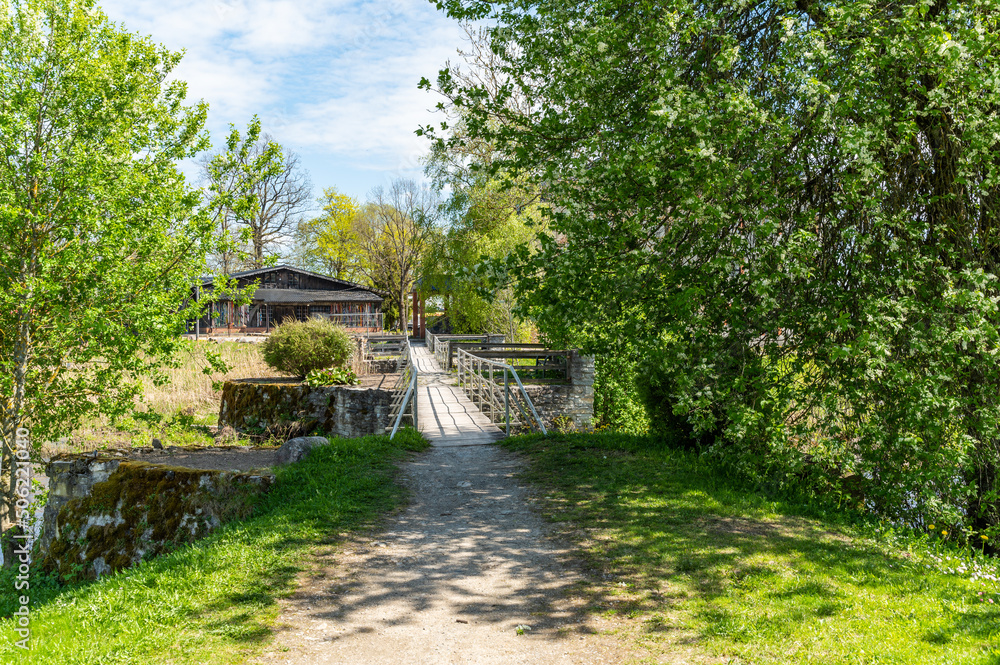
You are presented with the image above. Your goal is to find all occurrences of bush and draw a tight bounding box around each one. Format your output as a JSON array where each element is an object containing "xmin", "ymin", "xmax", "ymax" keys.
[
  {"xmin": 305, "ymin": 366, "xmax": 360, "ymax": 387},
  {"xmin": 262, "ymin": 318, "xmax": 354, "ymax": 377},
  {"xmin": 593, "ymin": 352, "xmax": 650, "ymax": 434}
]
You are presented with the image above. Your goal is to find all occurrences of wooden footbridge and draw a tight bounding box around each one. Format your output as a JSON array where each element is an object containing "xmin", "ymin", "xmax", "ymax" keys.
[
  {"xmin": 411, "ymin": 343, "xmax": 502, "ymax": 446},
  {"xmin": 386, "ymin": 339, "xmax": 548, "ymax": 447}
]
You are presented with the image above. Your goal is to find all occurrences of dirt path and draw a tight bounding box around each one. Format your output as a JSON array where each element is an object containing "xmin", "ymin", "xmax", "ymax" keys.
[{"xmin": 258, "ymin": 445, "xmax": 633, "ymax": 664}]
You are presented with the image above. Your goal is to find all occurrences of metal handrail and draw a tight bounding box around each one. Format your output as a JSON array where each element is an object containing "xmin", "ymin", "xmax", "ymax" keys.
[
  {"xmin": 388, "ymin": 338, "xmax": 418, "ymax": 439},
  {"xmin": 456, "ymin": 347, "xmax": 547, "ymax": 436}
]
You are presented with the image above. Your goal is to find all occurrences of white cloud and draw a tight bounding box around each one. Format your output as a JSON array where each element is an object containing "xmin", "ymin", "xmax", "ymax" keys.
[{"xmin": 98, "ymin": 0, "xmax": 469, "ymax": 195}]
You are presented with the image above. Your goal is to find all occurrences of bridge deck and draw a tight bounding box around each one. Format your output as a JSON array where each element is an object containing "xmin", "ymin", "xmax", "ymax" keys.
[{"xmin": 410, "ymin": 343, "xmax": 502, "ymax": 447}]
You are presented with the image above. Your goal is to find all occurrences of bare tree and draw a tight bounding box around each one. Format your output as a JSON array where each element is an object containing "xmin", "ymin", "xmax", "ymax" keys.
[
  {"xmin": 203, "ymin": 119, "xmax": 312, "ymax": 271},
  {"xmin": 353, "ymin": 179, "xmax": 440, "ymax": 330}
]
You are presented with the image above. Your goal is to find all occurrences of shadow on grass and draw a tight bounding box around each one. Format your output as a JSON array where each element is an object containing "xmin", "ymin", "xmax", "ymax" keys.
[{"xmin": 503, "ymin": 432, "xmax": 1000, "ymax": 660}]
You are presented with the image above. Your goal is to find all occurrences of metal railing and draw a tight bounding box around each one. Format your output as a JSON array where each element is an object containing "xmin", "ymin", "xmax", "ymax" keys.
[
  {"xmin": 432, "ymin": 335, "xmax": 504, "ymax": 370},
  {"xmin": 323, "ymin": 312, "xmax": 383, "ymax": 330},
  {"xmin": 450, "ymin": 343, "xmax": 569, "ymax": 381},
  {"xmin": 387, "ymin": 338, "xmax": 418, "ymax": 439},
  {"xmin": 456, "ymin": 348, "xmax": 547, "ymax": 436}
]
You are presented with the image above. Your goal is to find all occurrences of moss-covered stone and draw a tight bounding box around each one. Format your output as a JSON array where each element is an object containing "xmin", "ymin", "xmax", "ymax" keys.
[
  {"xmin": 41, "ymin": 459, "xmax": 273, "ymax": 581},
  {"xmin": 219, "ymin": 379, "xmax": 394, "ymax": 439}
]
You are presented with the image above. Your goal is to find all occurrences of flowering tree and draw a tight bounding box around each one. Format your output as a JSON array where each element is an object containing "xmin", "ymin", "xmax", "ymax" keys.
[{"xmin": 428, "ymin": 0, "xmax": 1000, "ymax": 543}]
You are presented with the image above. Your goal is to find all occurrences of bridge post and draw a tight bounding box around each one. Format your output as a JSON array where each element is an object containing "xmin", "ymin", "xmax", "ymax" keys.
[
  {"xmin": 504, "ymin": 369, "xmax": 510, "ymax": 436},
  {"xmin": 411, "ymin": 290, "xmax": 418, "ymax": 337}
]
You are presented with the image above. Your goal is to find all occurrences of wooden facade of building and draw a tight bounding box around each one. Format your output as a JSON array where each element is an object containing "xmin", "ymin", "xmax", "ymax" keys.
[{"xmin": 192, "ymin": 265, "xmax": 384, "ymax": 334}]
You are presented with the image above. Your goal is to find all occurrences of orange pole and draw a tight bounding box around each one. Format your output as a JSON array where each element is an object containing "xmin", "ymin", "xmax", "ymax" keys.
[
  {"xmin": 411, "ymin": 290, "xmax": 418, "ymax": 336},
  {"xmin": 419, "ymin": 296, "xmax": 426, "ymax": 338}
]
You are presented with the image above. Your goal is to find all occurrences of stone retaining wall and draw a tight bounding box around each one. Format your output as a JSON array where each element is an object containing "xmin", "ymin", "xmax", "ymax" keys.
[
  {"xmin": 366, "ymin": 359, "xmax": 399, "ymax": 374},
  {"xmin": 42, "ymin": 455, "xmax": 272, "ymax": 580},
  {"xmin": 219, "ymin": 380, "xmax": 395, "ymax": 438},
  {"xmin": 522, "ymin": 351, "xmax": 595, "ymax": 430}
]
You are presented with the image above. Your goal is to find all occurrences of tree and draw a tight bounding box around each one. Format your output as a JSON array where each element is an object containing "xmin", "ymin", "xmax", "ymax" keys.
[
  {"xmin": 293, "ymin": 188, "xmax": 361, "ymax": 280},
  {"xmin": 418, "ymin": 26, "xmax": 543, "ymax": 341},
  {"xmin": 352, "ymin": 180, "xmax": 439, "ymax": 330},
  {"xmin": 430, "ymin": 0, "xmax": 1000, "ymax": 543},
  {"xmin": 421, "ymin": 173, "xmax": 540, "ymax": 341},
  {"xmin": 203, "ymin": 121, "xmax": 312, "ymax": 271},
  {"xmin": 0, "ymin": 0, "xmax": 212, "ymax": 566}
]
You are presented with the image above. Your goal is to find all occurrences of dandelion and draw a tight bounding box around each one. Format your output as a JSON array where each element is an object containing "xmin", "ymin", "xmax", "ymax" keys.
[
  {"xmin": 928, "ymin": 524, "xmax": 935, "ymax": 530},
  {"xmin": 942, "ymin": 531, "xmax": 949, "ymax": 537},
  {"xmin": 982, "ymin": 535, "xmax": 989, "ymax": 541}
]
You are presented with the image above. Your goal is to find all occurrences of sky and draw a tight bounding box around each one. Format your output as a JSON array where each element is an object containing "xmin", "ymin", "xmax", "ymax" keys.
[{"xmin": 98, "ymin": 0, "xmax": 468, "ymax": 208}]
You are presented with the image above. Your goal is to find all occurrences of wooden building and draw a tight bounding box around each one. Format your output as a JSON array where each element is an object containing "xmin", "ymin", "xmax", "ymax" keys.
[{"xmin": 191, "ymin": 265, "xmax": 384, "ymax": 333}]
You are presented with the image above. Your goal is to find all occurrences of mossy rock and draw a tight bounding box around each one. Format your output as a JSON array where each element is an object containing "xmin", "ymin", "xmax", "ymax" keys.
[{"xmin": 42, "ymin": 460, "xmax": 273, "ymax": 581}]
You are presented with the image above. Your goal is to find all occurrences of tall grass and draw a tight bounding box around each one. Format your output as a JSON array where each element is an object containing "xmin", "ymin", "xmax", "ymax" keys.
[
  {"xmin": 143, "ymin": 341, "xmax": 283, "ymax": 419},
  {"xmin": 62, "ymin": 341, "xmax": 285, "ymax": 451}
]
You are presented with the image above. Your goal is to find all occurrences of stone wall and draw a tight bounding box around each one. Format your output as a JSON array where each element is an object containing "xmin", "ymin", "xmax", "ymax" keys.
[
  {"xmin": 42, "ymin": 455, "xmax": 272, "ymax": 580},
  {"xmin": 366, "ymin": 359, "xmax": 399, "ymax": 374},
  {"xmin": 219, "ymin": 380, "xmax": 395, "ymax": 438},
  {"xmin": 521, "ymin": 351, "xmax": 595, "ymax": 430}
]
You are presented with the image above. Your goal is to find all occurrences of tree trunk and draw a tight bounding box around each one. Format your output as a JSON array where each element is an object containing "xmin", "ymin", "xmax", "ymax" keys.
[{"xmin": 1, "ymin": 289, "xmax": 31, "ymax": 569}]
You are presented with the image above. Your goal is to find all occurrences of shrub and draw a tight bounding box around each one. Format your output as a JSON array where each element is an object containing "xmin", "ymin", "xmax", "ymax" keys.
[
  {"xmin": 305, "ymin": 367, "xmax": 360, "ymax": 387},
  {"xmin": 262, "ymin": 318, "xmax": 354, "ymax": 377}
]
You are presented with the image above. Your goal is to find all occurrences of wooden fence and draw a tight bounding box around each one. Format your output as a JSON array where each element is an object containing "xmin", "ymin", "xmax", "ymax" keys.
[{"xmin": 447, "ymin": 343, "xmax": 570, "ymax": 382}]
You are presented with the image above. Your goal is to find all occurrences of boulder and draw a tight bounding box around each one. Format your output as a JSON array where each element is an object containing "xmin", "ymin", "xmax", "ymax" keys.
[{"xmin": 276, "ymin": 436, "xmax": 330, "ymax": 465}]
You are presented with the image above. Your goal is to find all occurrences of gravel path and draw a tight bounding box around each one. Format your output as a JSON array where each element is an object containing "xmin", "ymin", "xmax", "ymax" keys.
[{"xmin": 259, "ymin": 444, "xmax": 630, "ymax": 664}]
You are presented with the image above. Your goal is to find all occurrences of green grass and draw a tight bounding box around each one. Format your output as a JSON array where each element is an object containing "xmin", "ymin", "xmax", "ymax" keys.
[
  {"xmin": 503, "ymin": 432, "xmax": 1000, "ymax": 664},
  {"xmin": 0, "ymin": 429, "xmax": 428, "ymax": 664}
]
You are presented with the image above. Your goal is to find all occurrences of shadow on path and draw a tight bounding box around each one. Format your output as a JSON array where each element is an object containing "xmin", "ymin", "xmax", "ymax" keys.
[{"xmin": 259, "ymin": 446, "xmax": 636, "ymax": 664}]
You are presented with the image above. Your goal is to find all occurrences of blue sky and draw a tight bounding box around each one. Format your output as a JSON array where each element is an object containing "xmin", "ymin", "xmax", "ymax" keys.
[{"xmin": 99, "ymin": 0, "xmax": 466, "ymax": 208}]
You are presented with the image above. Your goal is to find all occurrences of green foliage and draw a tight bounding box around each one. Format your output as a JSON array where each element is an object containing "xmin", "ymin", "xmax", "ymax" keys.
[
  {"xmin": 0, "ymin": 431, "xmax": 428, "ymax": 662},
  {"xmin": 503, "ymin": 432, "xmax": 1000, "ymax": 664},
  {"xmin": 420, "ymin": 175, "xmax": 540, "ymax": 340},
  {"xmin": 261, "ymin": 318, "xmax": 354, "ymax": 378},
  {"xmin": 420, "ymin": 58, "xmax": 541, "ymax": 341},
  {"xmin": 0, "ymin": 0, "xmax": 212, "ymax": 561},
  {"xmin": 294, "ymin": 187, "xmax": 361, "ymax": 280},
  {"xmin": 592, "ymin": 351, "xmax": 649, "ymax": 435},
  {"xmin": 304, "ymin": 366, "xmax": 360, "ymax": 387},
  {"xmin": 428, "ymin": 0, "xmax": 1000, "ymax": 543}
]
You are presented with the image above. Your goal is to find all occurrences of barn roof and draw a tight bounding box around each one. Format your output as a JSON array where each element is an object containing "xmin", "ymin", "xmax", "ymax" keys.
[
  {"xmin": 200, "ymin": 264, "xmax": 380, "ymax": 295},
  {"xmin": 250, "ymin": 288, "xmax": 383, "ymax": 304}
]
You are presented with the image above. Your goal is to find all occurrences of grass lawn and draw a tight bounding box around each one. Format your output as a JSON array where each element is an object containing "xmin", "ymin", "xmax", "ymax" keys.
[
  {"xmin": 503, "ymin": 432, "xmax": 1000, "ymax": 665},
  {"xmin": 0, "ymin": 430, "xmax": 427, "ymax": 664}
]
